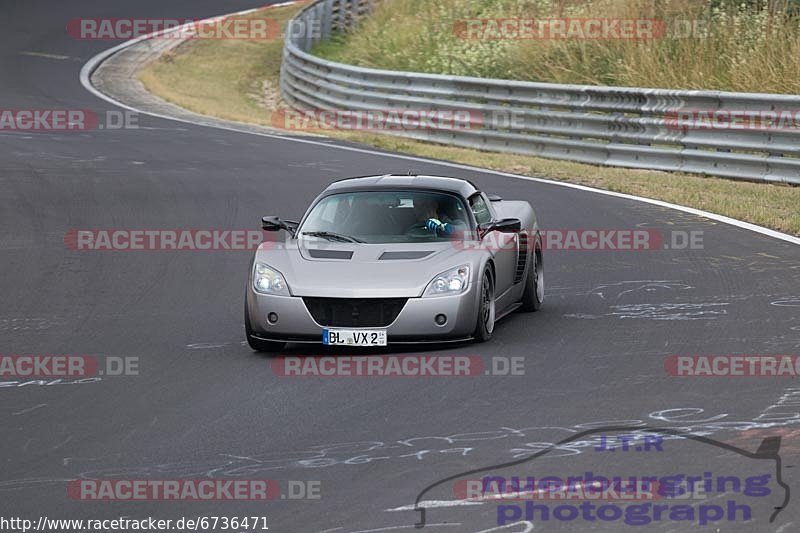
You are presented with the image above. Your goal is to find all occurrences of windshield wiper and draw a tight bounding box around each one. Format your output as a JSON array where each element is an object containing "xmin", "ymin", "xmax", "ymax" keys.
[{"xmin": 301, "ymin": 231, "xmax": 365, "ymax": 243}]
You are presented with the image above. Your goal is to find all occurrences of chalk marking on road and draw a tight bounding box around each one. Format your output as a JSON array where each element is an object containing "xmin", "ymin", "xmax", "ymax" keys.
[
  {"xmin": 610, "ymin": 301, "xmax": 729, "ymax": 320},
  {"xmin": 51, "ymin": 435, "xmax": 73, "ymax": 451},
  {"xmin": 339, "ymin": 524, "xmax": 461, "ymax": 532},
  {"xmin": 76, "ymin": 6, "xmax": 800, "ymax": 248},
  {"xmin": 587, "ymin": 280, "xmax": 693, "ymax": 300},
  {"xmin": 0, "ymin": 378, "xmax": 102, "ymax": 389},
  {"xmin": 772, "ymin": 297, "xmax": 800, "ymax": 307},
  {"xmin": 314, "ymin": 525, "xmax": 462, "ymax": 533},
  {"xmin": 187, "ymin": 342, "xmax": 232, "ymax": 349},
  {"xmin": 386, "ymin": 481, "xmax": 594, "ymax": 512},
  {"xmin": 387, "ymin": 500, "xmax": 482, "ymax": 511},
  {"xmin": 475, "ymin": 524, "xmax": 534, "ymax": 533},
  {"xmin": 0, "ymin": 478, "xmax": 75, "ymax": 491},
  {"xmin": 19, "ymin": 51, "xmax": 75, "ymax": 60},
  {"xmin": 12, "ymin": 403, "xmax": 47, "ymax": 416},
  {"xmin": 2, "ymin": 401, "xmax": 799, "ymax": 493}
]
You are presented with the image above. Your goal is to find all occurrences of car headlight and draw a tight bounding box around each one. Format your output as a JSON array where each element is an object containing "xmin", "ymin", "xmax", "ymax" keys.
[
  {"xmin": 423, "ymin": 264, "xmax": 470, "ymax": 297},
  {"xmin": 253, "ymin": 262, "xmax": 290, "ymax": 296}
]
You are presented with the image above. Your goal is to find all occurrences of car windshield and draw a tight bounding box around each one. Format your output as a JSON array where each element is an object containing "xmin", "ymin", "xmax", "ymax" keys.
[{"xmin": 299, "ymin": 191, "xmax": 471, "ymax": 244}]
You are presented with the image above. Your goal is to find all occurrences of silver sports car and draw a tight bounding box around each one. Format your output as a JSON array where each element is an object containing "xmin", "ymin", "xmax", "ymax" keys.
[{"xmin": 245, "ymin": 175, "xmax": 543, "ymax": 352}]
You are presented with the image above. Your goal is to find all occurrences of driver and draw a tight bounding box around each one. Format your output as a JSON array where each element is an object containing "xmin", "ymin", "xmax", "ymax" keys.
[{"xmin": 416, "ymin": 196, "xmax": 465, "ymax": 236}]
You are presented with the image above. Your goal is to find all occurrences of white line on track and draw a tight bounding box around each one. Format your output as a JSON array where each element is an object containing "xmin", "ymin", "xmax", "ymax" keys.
[{"xmin": 78, "ymin": 2, "xmax": 800, "ymax": 247}]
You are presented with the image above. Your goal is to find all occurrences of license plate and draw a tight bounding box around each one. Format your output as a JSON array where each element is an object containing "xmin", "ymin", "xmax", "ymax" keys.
[{"xmin": 323, "ymin": 328, "xmax": 387, "ymax": 346}]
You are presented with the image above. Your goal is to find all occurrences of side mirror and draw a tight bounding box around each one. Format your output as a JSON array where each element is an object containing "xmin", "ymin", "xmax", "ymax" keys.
[
  {"xmin": 262, "ymin": 216, "xmax": 282, "ymax": 231},
  {"xmin": 261, "ymin": 216, "xmax": 298, "ymax": 236},
  {"xmin": 479, "ymin": 218, "xmax": 521, "ymax": 236}
]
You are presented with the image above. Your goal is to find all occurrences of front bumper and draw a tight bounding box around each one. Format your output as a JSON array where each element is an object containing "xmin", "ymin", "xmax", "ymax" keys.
[{"xmin": 246, "ymin": 284, "xmax": 480, "ymax": 343}]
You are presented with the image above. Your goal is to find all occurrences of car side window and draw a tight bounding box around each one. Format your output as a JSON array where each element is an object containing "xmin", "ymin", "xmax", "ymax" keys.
[{"xmin": 470, "ymin": 194, "xmax": 492, "ymax": 225}]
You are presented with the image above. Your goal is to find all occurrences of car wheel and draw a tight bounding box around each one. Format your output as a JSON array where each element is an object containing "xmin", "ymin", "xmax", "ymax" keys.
[
  {"xmin": 520, "ymin": 246, "xmax": 543, "ymax": 312},
  {"xmin": 473, "ymin": 267, "xmax": 496, "ymax": 343},
  {"xmin": 245, "ymin": 300, "xmax": 286, "ymax": 353}
]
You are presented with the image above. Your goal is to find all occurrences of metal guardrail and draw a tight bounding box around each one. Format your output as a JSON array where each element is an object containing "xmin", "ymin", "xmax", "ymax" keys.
[{"xmin": 280, "ymin": 0, "xmax": 800, "ymax": 184}]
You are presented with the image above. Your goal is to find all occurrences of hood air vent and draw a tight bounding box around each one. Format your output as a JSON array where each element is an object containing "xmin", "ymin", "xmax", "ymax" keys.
[
  {"xmin": 379, "ymin": 251, "xmax": 434, "ymax": 260},
  {"xmin": 307, "ymin": 249, "xmax": 354, "ymax": 260}
]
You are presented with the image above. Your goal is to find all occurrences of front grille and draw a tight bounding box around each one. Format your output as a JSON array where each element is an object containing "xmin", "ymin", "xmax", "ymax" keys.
[{"xmin": 303, "ymin": 297, "xmax": 408, "ymax": 327}]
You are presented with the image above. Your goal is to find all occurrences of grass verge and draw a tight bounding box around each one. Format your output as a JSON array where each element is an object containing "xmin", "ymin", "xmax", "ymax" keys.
[
  {"xmin": 137, "ymin": 3, "xmax": 800, "ymax": 236},
  {"xmin": 314, "ymin": 0, "xmax": 800, "ymax": 94}
]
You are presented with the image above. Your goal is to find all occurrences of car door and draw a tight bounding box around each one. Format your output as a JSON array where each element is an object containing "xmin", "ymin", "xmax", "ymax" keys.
[{"xmin": 470, "ymin": 193, "xmax": 517, "ymax": 302}]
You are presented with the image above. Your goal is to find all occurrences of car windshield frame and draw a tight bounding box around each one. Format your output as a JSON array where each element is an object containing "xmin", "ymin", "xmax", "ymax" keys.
[{"xmin": 297, "ymin": 188, "xmax": 476, "ymax": 245}]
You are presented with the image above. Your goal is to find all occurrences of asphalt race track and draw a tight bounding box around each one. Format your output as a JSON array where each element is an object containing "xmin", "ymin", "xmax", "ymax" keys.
[{"xmin": 2, "ymin": 1, "xmax": 800, "ymax": 532}]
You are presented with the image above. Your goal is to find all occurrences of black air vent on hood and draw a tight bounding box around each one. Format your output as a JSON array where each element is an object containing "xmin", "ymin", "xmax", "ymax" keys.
[
  {"xmin": 307, "ymin": 249, "xmax": 354, "ymax": 260},
  {"xmin": 379, "ymin": 251, "xmax": 434, "ymax": 260}
]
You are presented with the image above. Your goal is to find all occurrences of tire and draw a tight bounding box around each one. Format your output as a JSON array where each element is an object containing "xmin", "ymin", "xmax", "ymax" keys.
[
  {"xmin": 473, "ymin": 266, "xmax": 496, "ymax": 343},
  {"xmin": 520, "ymin": 245, "xmax": 543, "ymax": 312},
  {"xmin": 245, "ymin": 300, "xmax": 286, "ymax": 353}
]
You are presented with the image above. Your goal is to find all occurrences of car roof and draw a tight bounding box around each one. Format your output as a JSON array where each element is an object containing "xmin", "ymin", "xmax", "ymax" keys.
[{"xmin": 324, "ymin": 174, "xmax": 479, "ymax": 198}]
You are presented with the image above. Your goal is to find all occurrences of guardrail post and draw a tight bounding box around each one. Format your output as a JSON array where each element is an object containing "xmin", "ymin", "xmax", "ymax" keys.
[{"xmin": 321, "ymin": 0, "xmax": 333, "ymax": 41}]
